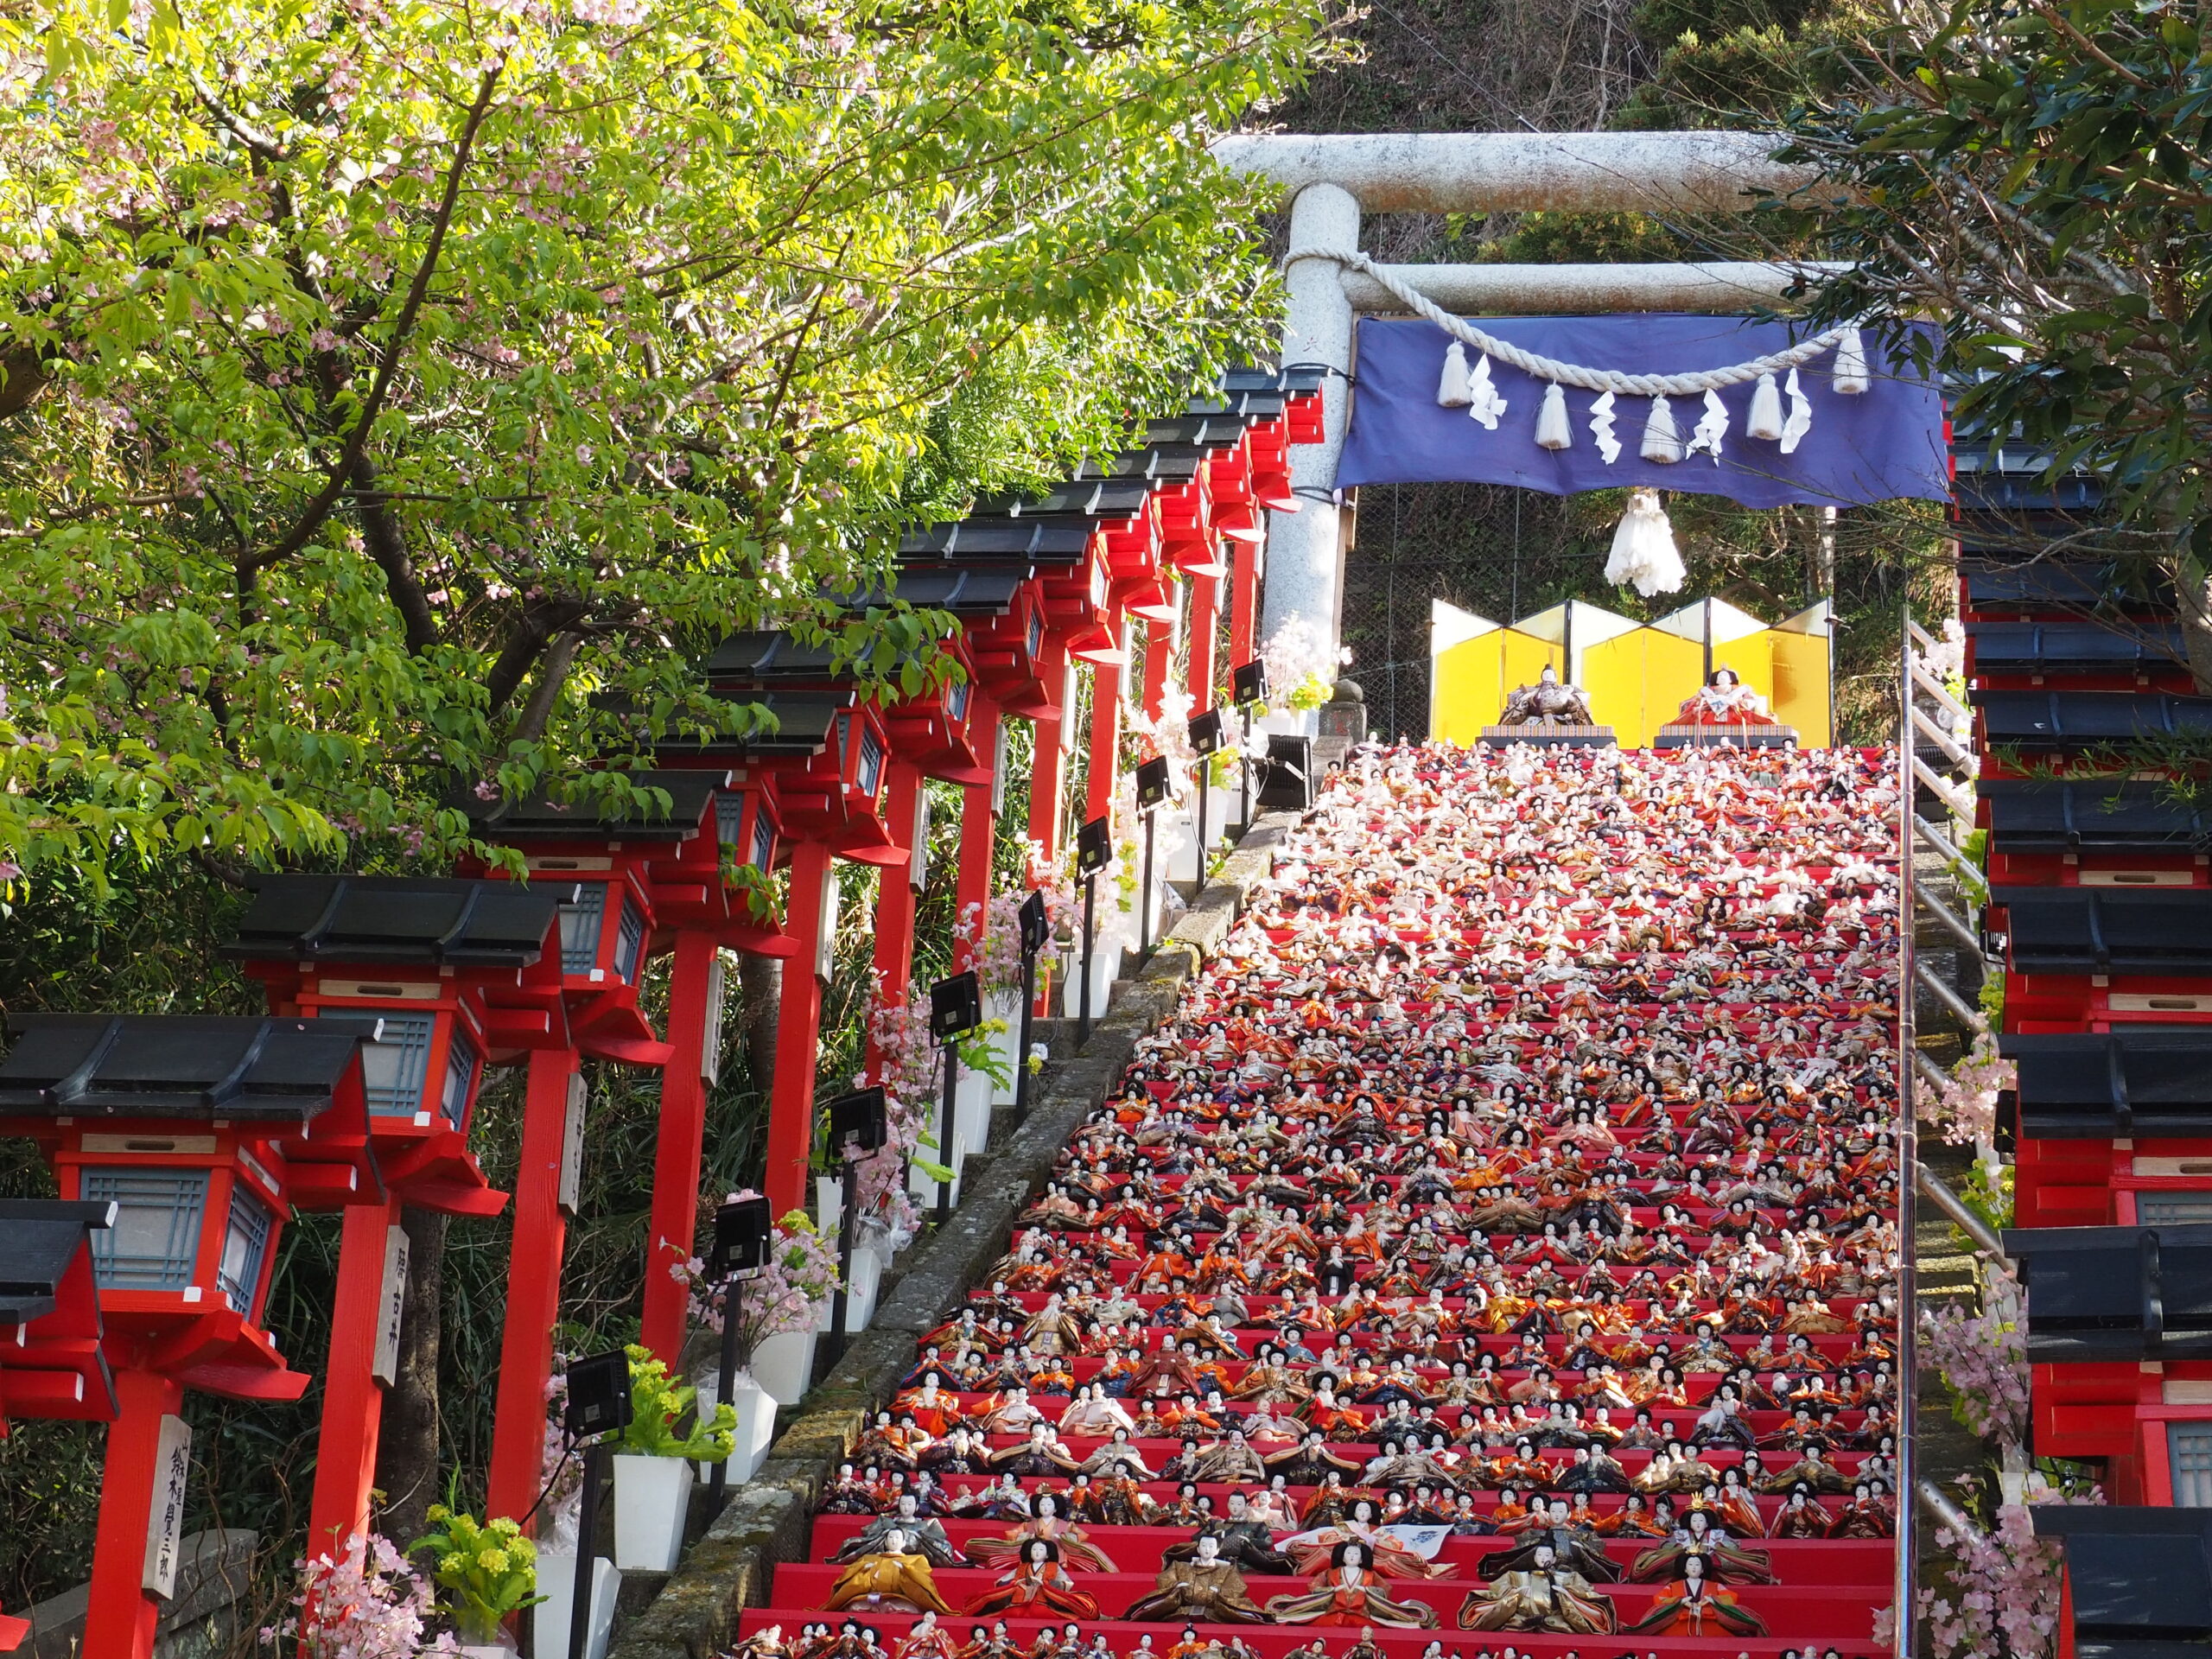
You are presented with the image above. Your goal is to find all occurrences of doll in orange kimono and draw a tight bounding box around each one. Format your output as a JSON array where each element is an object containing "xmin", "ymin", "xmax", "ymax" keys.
[
  {"xmin": 1264, "ymin": 1541, "xmax": 1441, "ymax": 1628},
  {"xmin": 1625, "ymin": 1554, "xmax": 1769, "ymax": 1636},
  {"xmin": 963, "ymin": 1540, "xmax": 1102, "ymax": 1621}
]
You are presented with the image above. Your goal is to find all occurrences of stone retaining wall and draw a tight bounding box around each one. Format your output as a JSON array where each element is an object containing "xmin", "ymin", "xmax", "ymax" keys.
[{"xmin": 606, "ymin": 813, "xmax": 1301, "ymax": 1659}]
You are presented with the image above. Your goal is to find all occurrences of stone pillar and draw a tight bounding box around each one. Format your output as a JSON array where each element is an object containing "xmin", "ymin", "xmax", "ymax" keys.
[{"xmin": 1261, "ymin": 181, "xmax": 1359, "ymax": 658}]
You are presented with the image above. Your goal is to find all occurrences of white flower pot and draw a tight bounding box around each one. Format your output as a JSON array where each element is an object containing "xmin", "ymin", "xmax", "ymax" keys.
[
  {"xmin": 612, "ymin": 1453, "xmax": 693, "ymax": 1573},
  {"xmin": 955, "ymin": 1061, "xmax": 993, "ymax": 1152},
  {"xmin": 751, "ymin": 1327, "xmax": 820, "ymax": 1406},
  {"xmin": 985, "ymin": 990, "xmax": 1024, "ymax": 1106},
  {"xmin": 816, "ymin": 1174, "xmax": 842, "ymax": 1235},
  {"xmin": 692, "ymin": 1373, "xmax": 778, "ymax": 1486},
  {"xmin": 458, "ymin": 1643, "xmax": 518, "ymax": 1659},
  {"xmin": 907, "ymin": 1132, "xmax": 964, "ymax": 1211},
  {"xmin": 817, "ymin": 1238, "xmax": 883, "ymax": 1332},
  {"xmin": 1060, "ymin": 929, "xmax": 1123, "ymax": 1019},
  {"xmin": 534, "ymin": 1550, "xmax": 619, "ymax": 1659}
]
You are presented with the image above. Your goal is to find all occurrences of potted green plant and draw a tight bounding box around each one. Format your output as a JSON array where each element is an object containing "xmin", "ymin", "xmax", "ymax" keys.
[
  {"xmin": 611, "ymin": 1344, "xmax": 734, "ymax": 1571},
  {"xmin": 412, "ymin": 1505, "xmax": 542, "ymax": 1656}
]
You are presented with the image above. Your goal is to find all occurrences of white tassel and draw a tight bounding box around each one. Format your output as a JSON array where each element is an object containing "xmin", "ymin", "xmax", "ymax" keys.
[
  {"xmin": 1589, "ymin": 391, "xmax": 1621, "ymax": 463},
  {"xmin": 1747, "ymin": 372, "xmax": 1784, "ymax": 442},
  {"xmin": 1535, "ymin": 381, "xmax": 1573, "ymax": 450},
  {"xmin": 1465, "ymin": 353, "xmax": 1509, "ymax": 429},
  {"xmin": 1437, "ymin": 340, "xmax": 1472, "ymax": 406},
  {"xmin": 1833, "ymin": 326, "xmax": 1869, "ymax": 394},
  {"xmin": 1780, "ymin": 366, "xmax": 1814, "ymax": 454},
  {"xmin": 1640, "ymin": 394, "xmax": 1683, "ymax": 464},
  {"xmin": 1604, "ymin": 488, "xmax": 1686, "ymax": 597}
]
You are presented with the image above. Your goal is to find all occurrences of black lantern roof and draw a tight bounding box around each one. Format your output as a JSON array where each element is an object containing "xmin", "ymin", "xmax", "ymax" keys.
[
  {"xmin": 2003, "ymin": 1029, "xmax": 2212, "ymax": 1139},
  {"xmin": 226, "ymin": 874, "xmax": 566, "ymax": 965},
  {"xmin": 1993, "ymin": 886, "xmax": 2212, "ymax": 975},
  {"xmin": 1973, "ymin": 690, "xmax": 2212, "ymax": 752},
  {"xmin": 969, "ymin": 479, "xmax": 1150, "ymax": 520},
  {"xmin": 1142, "ymin": 413, "xmax": 1250, "ymax": 449},
  {"xmin": 0, "ymin": 1198, "xmax": 113, "ymax": 1325},
  {"xmin": 1222, "ymin": 365, "xmax": 1325, "ymax": 397},
  {"xmin": 2001, "ymin": 1223, "xmax": 2212, "ymax": 1362},
  {"xmin": 1967, "ymin": 620, "xmax": 2186, "ymax": 674},
  {"xmin": 0, "ymin": 1014, "xmax": 374, "ymax": 1122},
  {"xmin": 701, "ymin": 632, "xmax": 847, "ymax": 682},
  {"xmin": 1077, "ymin": 448, "xmax": 1204, "ymax": 486},
  {"xmin": 1982, "ymin": 779, "xmax": 2212, "ymax": 854},
  {"xmin": 457, "ymin": 769, "xmax": 723, "ymax": 843},
  {"xmin": 640, "ymin": 689, "xmax": 847, "ymax": 760},
  {"xmin": 833, "ymin": 568, "xmax": 1023, "ymax": 617},
  {"xmin": 2034, "ymin": 1505, "xmax": 2212, "ymax": 1656},
  {"xmin": 1188, "ymin": 387, "xmax": 1287, "ymax": 421},
  {"xmin": 899, "ymin": 518, "xmax": 1092, "ymax": 563}
]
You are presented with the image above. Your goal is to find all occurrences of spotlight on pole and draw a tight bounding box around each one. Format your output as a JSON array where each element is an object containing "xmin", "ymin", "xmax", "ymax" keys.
[
  {"xmin": 1230, "ymin": 660, "xmax": 1267, "ymax": 832},
  {"xmin": 561, "ymin": 1347, "xmax": 633, "ymax": 1659},
  {"xmin": 927, "ymin": 971, "xmax": 982, "ymax": 1226},
  {"xmin": 1134, "ymin": 756, "xmax": 1172, "ymax": 957},
  {"xmin": 1188, "ymin": 711, "xmax": 1226, "ymax": 895},
  {"xmin": 703, "ymin": 1193, "xmax": 770, "ymax": 1509},
  {"xmin": 1074, "ymin": 816, "xmax": 1111, "ymax": 1044},
  {"xmin": 1014, "ymin": 891, "xmax": 1048, "ymax": 1123},
  {"xmin": 822, "ymin": 1087, "xmax": 887, "ymax": 1365}
]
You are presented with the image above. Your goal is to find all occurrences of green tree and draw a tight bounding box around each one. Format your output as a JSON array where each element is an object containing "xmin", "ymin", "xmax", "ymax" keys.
[
  {"xmin": 1781, "ymin": 0, "xmax": 2212, "ymax": 686},
  {"xmin": 0, "ymin": 0, "xmax": 1320, "ymax": 893}
]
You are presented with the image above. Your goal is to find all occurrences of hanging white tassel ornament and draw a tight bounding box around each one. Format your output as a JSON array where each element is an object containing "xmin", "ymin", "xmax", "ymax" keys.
[
  {"xmin": 1604, "ymin": 487, "xmax": 1687, "ymax": 597},
  {"xmin": 1747, "ymin": 372, "xmax": 1785, "ymax": 442},
  {"xmin": 1437, "ymin": 340, "xmax": 1472, "ymax": 407},
  {"xmin": 1465, "ymin": 353, "xmax": 1509, "ymax": 429},
  {"xmin": 1833, "ymin": 326, "xmax": 1869, "ymax": 394},
  {"xmin": 1640, "ymin": 394, "xmax": 1684, "ymax": 464},
  {"xmin": 1535, "ymin": 381, "xmax": 1573, "ymax": 450}
]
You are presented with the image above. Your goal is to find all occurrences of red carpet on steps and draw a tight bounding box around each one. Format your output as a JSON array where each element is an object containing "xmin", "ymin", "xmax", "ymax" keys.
[{"xmin": 730, "ymin": 745, "xmax": 1904, "ymax": 1659}]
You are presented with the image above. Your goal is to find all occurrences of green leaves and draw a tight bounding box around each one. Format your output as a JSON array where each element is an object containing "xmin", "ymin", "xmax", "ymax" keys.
[{"xmin": 0, "ymin": 0, "xmax": 1314, "ymax": 890}]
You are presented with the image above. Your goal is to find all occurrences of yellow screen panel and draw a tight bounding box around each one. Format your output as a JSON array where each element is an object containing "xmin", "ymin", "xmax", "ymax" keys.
[{"xmin": 1770, "ymin": 628, "xmax": 1834, "ymax": 747}]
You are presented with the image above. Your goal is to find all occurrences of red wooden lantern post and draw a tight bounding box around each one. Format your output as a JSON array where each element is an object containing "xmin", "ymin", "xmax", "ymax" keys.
[
  {"xmin": 454, "ymin": 772, "xmax": 771, "ymax": 1504},
  {"xmin": 223, "ymin": 874, "xmax": 569, "ymax": 1553},
  {"xmin": 0, "ymin": 1198, "xmax": 116, "ymax": 1651},
  {"xmin": 0, "ymin": 1015, "xmax": 378, "ymax": 1659}
]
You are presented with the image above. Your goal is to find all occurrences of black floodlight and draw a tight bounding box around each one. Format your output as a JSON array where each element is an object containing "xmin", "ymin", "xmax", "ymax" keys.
[
  {"xmin": 827, "ymin": 1086, "xmax": 888, "ymax": 1155},
  {"xmin": 1189, "ymin": 709, "xmax": 1227, "ymax": 755},
  {"xmin": 1018, "ymin": 890, "xmax": 1050, "ymax": 957},
  {"xmin": 563, "ymin": 1349, "xmax": 634, "ymax": 1438},
  {"xmin": 930, "ymin": 971, "xmax": 983, "ymax": 1040},
  {"xmin": 1076, "ymin": 816, "xmax": 1112, "ymax": 878},
  {"xmin": 1258, "ymin": 733, "xmax": 1315, "ymax": 811},
  {"xmin": 1135, "ymin": 756, "xmax": 1173, "ymax": 813},
  {"xmin": 707, "ymin": 1194, "xmax": 772, "ymax": 1280},
  {"xmin": 1231, "ymin": 660, "xmax": 1268, "ymax": 708}
]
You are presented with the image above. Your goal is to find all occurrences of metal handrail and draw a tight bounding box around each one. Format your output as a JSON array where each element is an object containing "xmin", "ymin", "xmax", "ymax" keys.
[
  {"xmin": 1918, "ymin": 884, "xmax": 1982, "ymax": 952},
  {"xmin": 1911, "ymin": 703, "xmax": 1973, "ymax": 770},
  {"xmin": 1895, "ymin": 611, "xmax": 1922, "ymax": 1659},
  {"xmin": 1910, "ymin": 659, "xmax": 1974, "ymax": 730},
  {"xmin": 1911, "ymin": 755, "xmax": 1976, "ymax": 823},
  {"xmin": 1916, "ymin": 958, "xmax": 1991, "ymax": 1032},
  {"xmin": 1917, "ymin": 1162, "xmax": 2012, "ymax": 1262}
]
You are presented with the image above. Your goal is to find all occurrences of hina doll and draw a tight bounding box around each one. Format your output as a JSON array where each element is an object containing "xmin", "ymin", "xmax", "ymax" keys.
[
  {"xmin": 1454, "ymin": 1545, "xmax": 1618, "ymax": 1635},
  {"xmin": 1122, "ymin": 1535, "xmax": 1271, "ymax": 1624},
  {"xmin": 1263, "ymin": 1541, "xmax": 1442, "ymax": 1628},
  {"xmin": 827, "ymin": 1529, "xmax": 955, "ymax": 1616},
  {"xmin": 1625, "ymin": 1554, "xmax": 1769, "ymax": 1635},
  {"xmin": 963, "ymin": 1492, "xmax": 1119, "ymax": 1573},
  {"xmin": 962, "ymin": 1541, "xmax": 1101, "ymax": 1621}
]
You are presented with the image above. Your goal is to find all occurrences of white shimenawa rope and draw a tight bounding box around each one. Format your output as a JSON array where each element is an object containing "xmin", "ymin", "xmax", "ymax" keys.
[{"xmin": 1286, "ymin": 246, "xmax": 1855, "ymax": 397}]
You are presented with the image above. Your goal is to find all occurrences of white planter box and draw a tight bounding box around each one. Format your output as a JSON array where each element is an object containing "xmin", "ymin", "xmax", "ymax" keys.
[
  {"xmin": 984, "ymin": 990, "xmax": 1024, "ymax": 1106},
  {"xmin": 954, "ymin": 1063, "xmax": 992, "ymax": 1154},
  {"xmin": 1060, "ymin": 930, "xmax": 1123, "ymax": 1020},
  {"xmin": 692, "ymin": 1374, "xmax": 778, "ymax": 1486},
  {"xmin": 815, "ymin": 1243, "xmax": 882, "ymax": 1334},
  {"xmin": 816, "ymin": 1175, "xmax": 842, "ymax": 1235},
  {"xmin": 458, "ymin": 1643, "xmax": 518, "ymax": 1659},
  {"xmin": 751, "ymin": 1327, "xmax": 820, "ymax": 1407},
  {"xmin": 612, "ymin": 1453, "xmax": 692, "ymax": 1573},
  {"xmin": 906, "ymin": 1140, "xmax": 963, "ymax": 1214},
  {"xmin": 534, "ymin": 1550, "xmax": 619, "ymax": 1659}
]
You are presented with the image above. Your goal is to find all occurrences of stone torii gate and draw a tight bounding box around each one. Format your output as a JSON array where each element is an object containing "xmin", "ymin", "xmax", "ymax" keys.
[{"xmin": 1214, "ymin": 130, "xmax": 1833, "ymax": 657}]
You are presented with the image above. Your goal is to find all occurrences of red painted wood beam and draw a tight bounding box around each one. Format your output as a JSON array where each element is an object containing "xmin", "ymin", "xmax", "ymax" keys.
[
  {"xmin": 84, "ymin": 1367, "xmax": 185, "ymax": 1659},
  {"xmin": 764, "ymin": 839, "xmax": 836, "ymax": 1217},
  {"xmin": 638, "ymin": 930, "xmax": 721, "ymax": 1362},
  {"xmin": 952, "ymin": 695, "xmax": 1001, "ymax": 979},
  {"xmin": 486, "ymin": 1046, "xmax": 580, "ymax": 1523},
  {"xmin": 1084, "ymin": 621, "xmax": 1127, "ymax": 824},
  {"xmin": 306, "ymin": 1197, "xmax": 402, "ymax": 1560}
]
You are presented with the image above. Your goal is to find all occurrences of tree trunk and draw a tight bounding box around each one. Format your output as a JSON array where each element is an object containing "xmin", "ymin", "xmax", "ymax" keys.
[
  {"xmin": 737, "ymin": 950, "xmax": 781, "ymax": 1084},
  {"xmin": 374, "ymin": 1205, "xmax": 448, "ymax": 1546}
]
